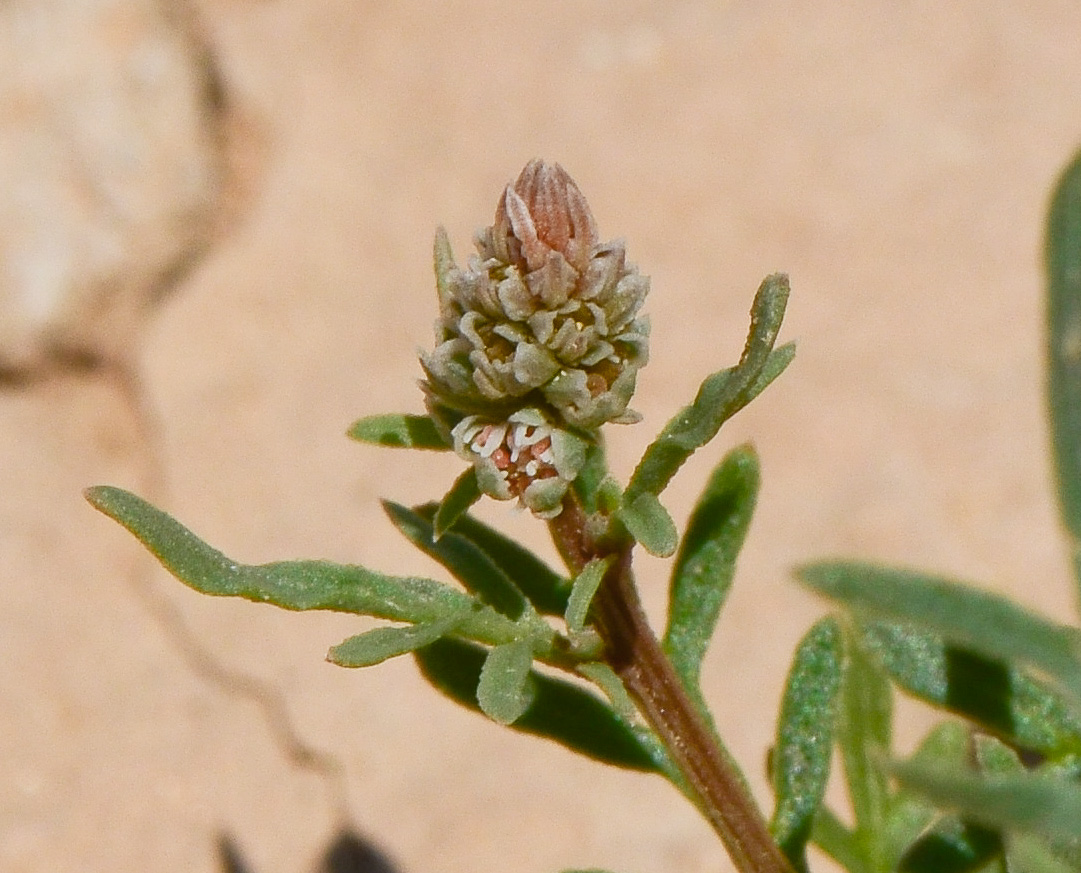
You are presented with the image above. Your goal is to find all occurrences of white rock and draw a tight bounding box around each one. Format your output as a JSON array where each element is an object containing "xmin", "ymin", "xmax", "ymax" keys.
[{"xmin": 0, "ymin": 0, "xmax": 221, "ymax": 374}]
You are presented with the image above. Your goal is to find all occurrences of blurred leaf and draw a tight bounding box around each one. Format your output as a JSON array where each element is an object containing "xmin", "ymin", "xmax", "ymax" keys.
[
  {"xmin": 812, "ymin": 808, "xmax": 867, "ymax": 873},
  {"xmin": 620, "ymin": 492, "xmax": 678, "ymax": 557},
  {"xmin": 663, "ymin": 445, "xmax": 759, "ymax": 702},
  {"xmin": 415, "ymin": 503, "xmax": 572, "ymax": 616},
  {"xmin": 85, "ymin": 487, "xmax": 485, "ymax": 626},
  {"xmin": 1046, "ymin": 147, "xmax": 1081, "ymax": 590},
  {"xmin": 382, "ymin": 501, "xmax": 529, "ymax": 619},
  {"xmin": 892, "ymin": 757, "xmax": 1081, "ymax": 843},
  {"xmin": 329, "ymin": 611, "xmax": 467, "ymax": 667},
  {"xmin": 838, "ymin": 624, "xmax": 894, "ymax": 873},
  {"xmin": 624, "ymin": 275, "xmax": 792, "ymax": 503},
  {"xmin": 477, "ymin": 639, "xmax": 535, "ymax": 725},
  {"xmin": 433, "ymin": 468, "xmax": 481, "ymax": 540},
  {"xmin": 565, "ymin": 557, "xmax": 613, "ymax": 633},
  {"xmin": 770, "ymin": 617, "xmax": 843, "ymax": 873},
  {"xmin": 1006, "ymin": 834, "xmax": 1079, "ymax": 873},
  {"xmin": 897, "ymin": 819, "xmax": 1001, "ymax": 873},
  {"xmin": 799, "ymin": 563, "xmax": 1081, "ymax": 707},
  {"xmin": 346, "ymin": 413, "xmax": 449, "ymax": 450},
  {"xmin": 861, "ymin": 622, "xmax": 1081, "ymax": 757},
  {"xmin": 414, "ymin": 638, "xmax": 663, "ymax": 773}
]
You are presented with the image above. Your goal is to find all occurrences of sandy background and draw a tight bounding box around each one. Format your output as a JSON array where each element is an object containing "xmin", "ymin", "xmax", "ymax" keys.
[{"xmin": 6, "ymin": 1, "xmax": 1081, "ymax": 871}]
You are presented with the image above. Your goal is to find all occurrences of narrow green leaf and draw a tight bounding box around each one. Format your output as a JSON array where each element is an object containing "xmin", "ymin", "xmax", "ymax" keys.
[
  {"xmin": 799, "ymin": 562, "xmax": 1081, "ymax": 707},
  {"xmin": 624, "ymin": 275, "xmax": 791, "ymax": 502},
  {"xmin": 433, "ymin": 467, "xmax": 481, "ymax": 540},
  {"xmin": 85, "ymin": 486, "xmax": 479, "ymax": 623},
  {"xmin": 346, "ymin": 413, "xmax": 449, "ymax": 449},
  {"xmin": 838, "ymin": 624, "xmax": 893, "ymax": 873},
  {"xmin": 663, "ymin": 445, "xmax": 760, "ymax": 697},
  {"xmin": 565, "ymin": 557, "xmax": 613, "ymax": 633},
  {"xmin": 861, "ymin": 622, "xmax": 1081, "ymax": 757},
  {"xmin": 812, "ymin": 808, "xmax": 867, "ymax": 873},
  {"xmin": 1046, "ymin": 147, "xmax": 1081, "ymax": 589},
  {"xmin": 414, "ymin": 503, "xmax": 572, "ymax": 616},
  {"xmin": 770, "ymin": 617, "xmax": 843, "ymax": 873},
  {"xmin": 329, "ymin": 611, "xmax": 467, "ymax": 667},
  {"xmin": 573, "ymin": 440, "xmax": 610, "ymax": 515},
  {"xmin": 413, "ymin": 638, "xmax": 662, "ymax": 773},
  {"xmin": 621, "ymin": 492, "xmax": 678, "ymax": 557},
  {"xmin": 477, "ymin": 639, "xmax": 535, "ymax": 725},
  {"xmin": 893, "ymin": 758, "xmax": 1081, "ymax": 843},
  {"xmin": 382, "ymin": 501, "xmax": 529, "ymax": 619}
]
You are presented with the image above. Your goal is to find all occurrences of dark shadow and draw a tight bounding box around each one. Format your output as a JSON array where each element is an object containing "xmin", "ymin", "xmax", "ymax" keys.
[
  {"xmin": 217, "ymin": 833, "xmax": 256, "ymax": 873},
  {"xmin": 322, "ymin": 830, "xmax": 402, "ymax": 873}
]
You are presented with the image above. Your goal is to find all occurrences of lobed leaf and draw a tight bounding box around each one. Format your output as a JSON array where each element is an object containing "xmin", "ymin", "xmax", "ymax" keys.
[
  {"xmin": 382, "ymin": 501, "xmax": 529, "ymax": 620},
  {"xmin": 414, "ymin": 638, "xmax": 664, "ymax": 773},
  {"xmin": 477, "ymin": 639, "xmax": 535, "ymax": 725},
  {"xmin": 799, "ymin": 562, "xmax": 1081, "ymax": 708},
  {"xmin": 663, "ymin": 445, "xmax": 759, "ymax": 700},
  {"xmin": 770, "ymin": 617, "xmax": 843, "ymax": 873},
  {"xmin": 1046, "ymin": 146, "xmax": 1081, "ymax": 591},
  {"xmin": 329, "ymin": 611, "xmax": 467, "ymax": 667},
  {"xmin": 624, "ymin": 273, "xmax": 791, "ymax": 504},
  {"xmin": 414, "ymin": 502, "xmax": 572, "ymax": 616},
  {"xmin": 85, "ymin": 486, "xmax": 480, "ymax": 624},
  {"xmin": 346, "ymin": 413, "xmax": 450, "ymax": 449},
  {"xmin": 861, "ymin": 622, "xmax": 1081, "ymax": 757}
]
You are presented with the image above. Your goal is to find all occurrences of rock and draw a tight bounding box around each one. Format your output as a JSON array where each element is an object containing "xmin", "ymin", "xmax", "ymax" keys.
[{"xmin": 0, "ymin": 0, "xmax": 222, "ymax": 375}]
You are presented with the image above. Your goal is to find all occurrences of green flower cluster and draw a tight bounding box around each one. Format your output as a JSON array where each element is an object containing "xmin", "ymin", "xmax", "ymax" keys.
[{"xmin": 421, "ymin": 160, "xmax": 650, "ymax": 516}]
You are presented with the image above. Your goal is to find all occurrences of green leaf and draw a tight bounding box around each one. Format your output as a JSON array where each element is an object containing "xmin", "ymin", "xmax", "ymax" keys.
[
  {"xmin": 414, "ymin": 503, "xmax": 572, "ymax": 616},
  {"xmin": 812, "ymin": 808, "xmax": 867, "ymax": 873},
  {"xmin": 624, "ymin": 274, "xmax": 791, "ymax": 503},
  {"xmin": 620, "ymin": 492, "xmax": 678, "ymax": 557},
  {"xmin": 838, "ymin": 624, "xmax": 893, "ymax": 873},
  {"xmin": 565, "ymin": 557, "xmax": 613, "ymax": 633},
  {"xmin": 85, "ymin": 486, "xmax": 482, "ymax": 624},
  {"xmin": 573, "ymin": 440, "xmax": 610, "ymax": 515},
  {"xmin": 433, "ymin": 467, "xmax": 481, "ymax": 540},
  {"xmin": 663, "ymin": 445, "xmax": 759, "ymax": 700},
  {"xmin": 799, "ymin": 562, "xmax": 1081, "ymax": 708},
  {"xmin": 770, "ymin": 617, "xmax": 843, "ymax": 873},
  {"xmin": 1046, "ymin": 147, "xmax": 1081, "ymax": 590},
  {"xmin": 861, "ymin": 622, "xmax": 1081, "ymax": 757},
  {"xmin": 329, "ymin": 611, "xmax": 467, "ymax": 667},
  {"xmin": 892, "ymin": 758, "xmax": 1081, "ymax": 843},
  {"xmin": 414, "ymin": 638, "xmax": 663, "ymax": 773},
  {"xmin": 1006, "ymin": 834, "xmax": 1078, "ymax": 873},
  {"xmin": 477, "ymin": 639, "xmax": 535, "ymax": 725},
  {"xmin": 382, "ymin": 501, "xmax": 530, "ymax": 620},
  {"xmin": 897, "ymin": 819, "xmax": 1001, "ymax": 873},
  {"xmin": 346, "ymin": 413, "xmax": 449, "ymax": 449}
]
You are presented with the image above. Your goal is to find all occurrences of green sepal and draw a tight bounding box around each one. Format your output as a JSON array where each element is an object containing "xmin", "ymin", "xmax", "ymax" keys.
[
  {"xmin": 413, "ymin": 503, "xmax": 572, "ymax": 616},
  {"xmin": 433, "ymin": 467, "xmax": 481, "ymax": 540},
  {"xmin": 620, "ymin": 492, "xmax": 678, "ymax": 558},
  {"xmin": 565, "ymin": 557, "xmax": 613, "ymax": 633},
  {"xmin": 477, "ymin": 639, "xmax": 536, "ymax": 725},
  {"xmin": 1046, "ymin": 147, "xmax": 1081, "ymax": 591},
  {"xmin": 769, "ymin": 617, "xmax": 843, "ymax": 873},
  {"xmin": 799, "ymin": 562, "xmax": 1081, "ymax": 708},
  {"xmin": 663, "ymin": 445, "xmax": 759, "ymax": 702},
  {"xmin": 860, "ymin": 622, "xmax": 1081, "ymax": 757},
  {"xmin": 623, "ymin": 274, "xmax": 791, "ymax": 504},
  {"xmin": 413, "ymin": 638, "xmax": 663, "ymax": 773},
  {"xmin": 329, "ymin": 610, "xmax": 468, "ymax": 667},
  {"xmin": 85, "ymin": 486, "xmax": 483, "ymax": 626},
  {"xmin": 346, "ymin": 413, "xmax": 450, "ymax": 450},
  {"xmin": 382, "ymin": 501, "xmax": 530, "ymax": 620}
]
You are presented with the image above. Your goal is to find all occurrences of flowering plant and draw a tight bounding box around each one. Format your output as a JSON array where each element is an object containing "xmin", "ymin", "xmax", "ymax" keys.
[{"xmin": 89, "ymin": 152, "xmax": 1081, "ymax": 873}]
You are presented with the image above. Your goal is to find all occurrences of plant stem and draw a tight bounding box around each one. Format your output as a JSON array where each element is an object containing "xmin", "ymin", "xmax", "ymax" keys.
[{"xmin": 549, "ymin": 496, "xmax": 794, "ymax": 873}]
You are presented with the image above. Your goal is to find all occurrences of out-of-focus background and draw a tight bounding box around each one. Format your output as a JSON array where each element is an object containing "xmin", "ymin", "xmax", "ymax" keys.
[{"xmin": 4, "ymin": 2, "xmax": 1081, "ymax": 871}]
